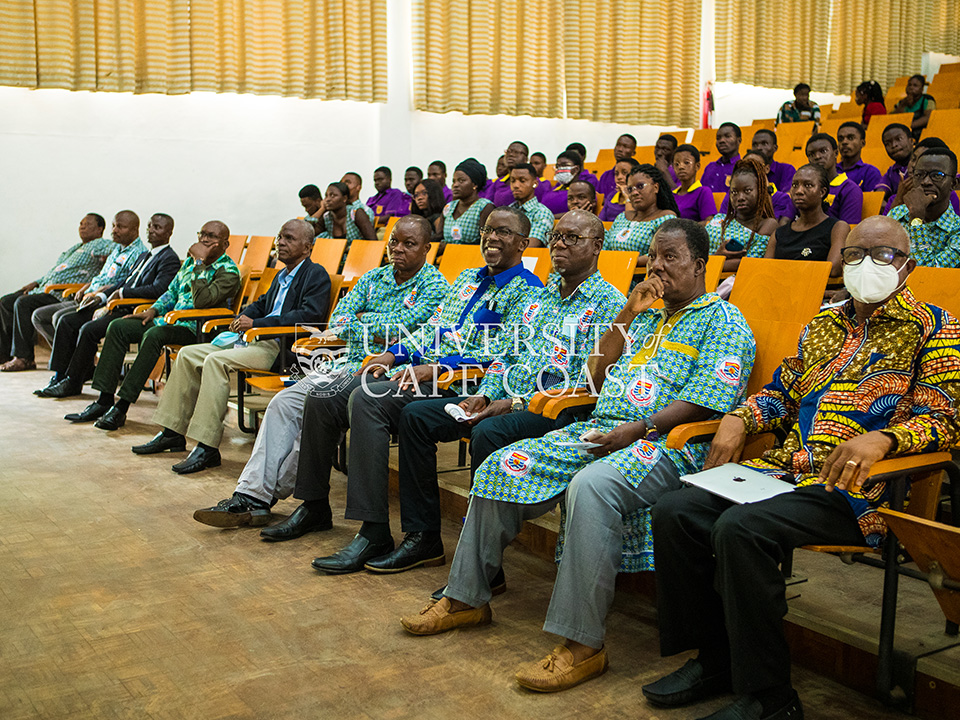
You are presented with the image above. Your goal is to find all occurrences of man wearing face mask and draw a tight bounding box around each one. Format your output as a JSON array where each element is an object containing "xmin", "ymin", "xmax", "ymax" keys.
[{"xmin": 644, "ymin": 215, "xmax": 960, "ymax": 720}]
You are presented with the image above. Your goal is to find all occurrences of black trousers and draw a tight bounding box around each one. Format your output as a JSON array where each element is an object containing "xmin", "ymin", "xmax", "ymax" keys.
[
  {"xmin": 48, "ymin": 303, "xmax": 101, "ymax": 376},
  {"xmin": 652, "ymin": 484, "xmax": 864, "ymax": 695},
  {"xmin": 0, "ymin": 291, "xmax": 57, "ymax": 360},
  {"xmin": 59, "ymin": 309, "xmax": 126, "ymax": 382},
  {"xmin": 396, "ymin": 397, "xmax": 566, "ymax": 532}
]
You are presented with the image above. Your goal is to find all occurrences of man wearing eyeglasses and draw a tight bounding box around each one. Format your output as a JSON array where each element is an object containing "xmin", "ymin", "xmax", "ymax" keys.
[
  {"xmin": 644, "ymin": 215, "xmax": 960, "ymax": 720},
  {"xmin": 65, "ymin": 220, "xmax": 241, "ymax": 431},
  {"xmin": 888, "ymin": 148, "xmax": 960, "ymax": 268},
  {"xmin": 280, "ymin": 207, "xmax": 542, "ymax": 573},
  {"xmin": 490, "ymin": 141, "xmax": 547, "ymax": 207}
]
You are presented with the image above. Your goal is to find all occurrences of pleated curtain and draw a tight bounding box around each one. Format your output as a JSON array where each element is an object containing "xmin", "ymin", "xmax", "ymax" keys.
[{"xmin": 927, "ymin": 0, "xmax": 960, "ymax": 56}]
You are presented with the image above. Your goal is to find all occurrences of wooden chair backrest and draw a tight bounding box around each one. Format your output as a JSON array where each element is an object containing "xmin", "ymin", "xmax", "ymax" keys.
[
  {"xmin": 522, "ymin": 247, "xmax": 553, "ymax": 284},
  {"xmin": 862, "ymin": 191, "xmax": 885, "ymax": 219},
  {"xmin": 425, "ymin": 242, "xmax": 440, "ymax": 266},
  {"xmin": 866, "ymin": 113, "xmax": 914, "ymax": 147},
  {"xmin": 326, "ymin": 274, "xmax": 346, "ymax": 322},
  {"xmin": 595, "ymin": 148, "xmax": 616, "ymax": 166},
  {"xmin": 233, "ymin": 265, "xmax": 255, "ymax": 312},
  {"xmin": 436, "ymin": 244, "xmax": 484, "ymax": 283},
  {"xmin": 340, "ymin": 239, "xmax": 387, "ymax": 281},
  {"xmin": 383, "ymin": 216, "xmax": 400, "ymax": 241},
  {"xmin": 925, "ymin": 108, "xmax": 960, "ymax": 141},
  {"xmin": 249, "ymin": 267, "xmax": 279, "ymax": 303},
  {"xmin": 242, "ymin": 235, "xmax": 275, "ymax": 272},
  {"xmin": 596, "ymin": 250, "xmax": 638, "ymax": 295},
  {"xmin": 691, "ymin": 128, "xmax": 718, "ymax": 160},
  {"xmin": 777, "ymin": 120, "xmax": 816, "ymax": 151},
  {"xmin": 225, "ymin": 235, "xmax": 247, "ymax": 263},
  {"xmin": 831, "ymin": 101, "xmax": 860, "ymax": 119},
  {"xmin": 311, "ymin": 237, "xmax": 348, "ymax": 274},
  {"xmin": 907, "ymin": 266, "xmax": 960, "ymax": 318}
]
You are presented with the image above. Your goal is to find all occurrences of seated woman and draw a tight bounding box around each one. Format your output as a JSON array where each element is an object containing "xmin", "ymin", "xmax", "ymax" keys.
[
  {"xmin": 718, "ymin": 150, "xmax": 796, "ymax": 223},
  {"xmin": 603, "ymin": 165, "xmax": 678, "ymax": 267},
  {"xmin": 764, "ymin": 163, "xmax": 849, "ymax": 276},
  {"xmin": 315, "ymin": 181, "xmax": 378, "ymax": 265},
  {"xmin": 893, "ymin": 74, "xmax": 936, "ymax": 139},
  {"xmin": 541, "ymin": 150, "xmax": 592, "ymax": 217},
  {"xmin": 598, "ymin": 158, "xmax": 640, "ymax": 222},
  {"xmin": 705, "ymin": 157, "xmax": 778, "ymax": 274},
  {"xmin": 436, "ymin": 158, "xmax": 494, "ymax": 246},
  {"xmin": 855, "ymin": 80, "xmax": 887, "ymax": 126},
  {"xmin": 410, "ymin": 179, "xmax": 446, "ymax": 238},
  {"xmin": 671, "ymin": 144, "xmax": 717, "ymax": 222}
]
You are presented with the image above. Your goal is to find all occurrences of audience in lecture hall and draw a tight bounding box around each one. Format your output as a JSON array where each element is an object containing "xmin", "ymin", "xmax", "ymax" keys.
[
  {"xmin": 597, "ymin": 133, "xmax": 638, "ymax": 197},
  {"xmin": 427, "ymin": 160, "xmax": 454, "ymax": 203},
  {"xmin": 540, "ymin": 150, "xmax": 590, "ymax": 216},
  {"xmin": 893, "ymin": 74, "xmax": 936, "ymax": 138},
  {"xmin": 366, "ymin": 166, "xmax": 411, "ymax": 228},
  {"xmin": 437, "ymin": 158, "xmax": 494, "ymax": 246},
  {"xmin": 750, "ymin": 128, "xmax": 796, "ymax": 190},
  {"xmin": 529, "ymin": 151, "xmax": 550, "ymax": 186},
  {"xmin": 599, "ymin": 157, "xmax": 640, "ymax": 222},
  {"xmin": 404, "ymin": 166, "xmax": 423, "ymax": 197},
  {"xmin": 701, "ymin": 122, "xmax": 742, "ymax": 192},
  {"xmin": 654, "ymin": 133, "xmax": 679, "ymax": 188},
  {"xmin": 566, "ymin": 179, "xmax": 598, "ymax": 215},
  {"xmin": 315, "ymin": 181, "xmax": 378, "ymax": 258},
  {"xmin": 804, "ymin": 132, "xmax": 865, "ymax": 225},
  {"xmin": 877, "ymin": 122, "xmax": 915, "ymax": 200},
  {"xmin": 776, "ymin": 82, "xmax": 821, "ymax": 127},
  {"xmin": 836, "ymin": 121, "xmax": 883, "ymax": 191},
  {"xmin": 855, "ymin": 80, "xmax": 887, "ymax": 125},
  {"xmin": 410, "ymin": 178, "xmax": 447, "ymax": 238},
  {"xmin": 507, "ymin": 162, "xmax": 555, "ymax": 246},
  {"xmin": 718, "ymin": 151, "xmax": 796, "ymax": 222}
]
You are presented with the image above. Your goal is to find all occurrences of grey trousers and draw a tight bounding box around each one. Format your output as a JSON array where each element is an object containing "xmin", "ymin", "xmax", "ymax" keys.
[
  {"xmin": 32, "ymin": 300, "xmax": 76, "ymax": 345},
  {"xmin": 445, "ymin": 456, "xmax": 681, "ymax": 648}
]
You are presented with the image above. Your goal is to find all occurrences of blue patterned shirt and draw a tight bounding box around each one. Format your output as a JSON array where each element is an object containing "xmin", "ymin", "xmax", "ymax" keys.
[
  {"xmin": 152, "ymin": 253, "xmax": 242, "ymax": 328},
  {"xmin": 88, "ymin": 238, "xmax": 148, "ymax": 291},
  {"xmin": 603, "ymin": 213, "xmax": 673, "ymax": 253},
  {"xmin": 705, "ymin": 216, "xmax": 770, "ymax": 257},
  {"xmin": 32, "ymin": 237, "xmax": 115, "ymax": 296},
  {"xmin": 888, "ymin": 204, "xmax": 960, "ymax": 268},
  {"xmin": 511, "ymin": 197, "xmax": 555, "ymax": 243}
]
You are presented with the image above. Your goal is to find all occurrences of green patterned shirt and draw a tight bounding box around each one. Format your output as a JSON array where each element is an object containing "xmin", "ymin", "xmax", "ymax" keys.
[
  {"xmin": 152, "ymin": 253, "xmax": 242, "ymax": 329},
  {"xmin": 705, "ymin": 216, "xmax": 770, "ymax": 257},
  {"xmin": 603, "ymin": 213, "xmax": 672, "ymax": 253},
  {"xmin": 889, "ymin": 204, "xmax": 960, "ymax": 268},
  {"xmin": 442, "ymin": 198, "xmax": 493, "ymax": 245},
  {"xmin": 511, "ymin": 196, "xmax": 555, "ymax": 243},
  {"xmin": 32, "ymin": 237, "xmax": 115, "ymax": 297}
]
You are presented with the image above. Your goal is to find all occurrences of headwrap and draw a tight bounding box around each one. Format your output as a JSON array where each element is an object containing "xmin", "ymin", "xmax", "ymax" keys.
[{"xmin": 455, "ymin": 158, "xmax": 487, "ymax": 192}]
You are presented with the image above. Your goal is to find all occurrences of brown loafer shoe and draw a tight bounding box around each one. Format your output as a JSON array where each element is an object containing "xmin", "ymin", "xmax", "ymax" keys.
[
  {"xmin": 1, "ymin": 357, "xmax": 36, "ymax": 372},
  {"xmin": 400, "ymin": 597, "xmax": 491, "ymax": 636},
  {"xmin": 515, "ymin": 645, "xmax": 609, "ymax": 693}
]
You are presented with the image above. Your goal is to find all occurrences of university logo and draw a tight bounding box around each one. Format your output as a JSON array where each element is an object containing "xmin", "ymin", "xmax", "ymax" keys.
[
  {"xmin": 631, "ymin": 440, "xmax": 660, "ymax": 464},
  {"xmin": 500, "ymin": 449, "xmax": 532, "ymax": 476},
  {"xmin": 428, "ymin": 304, "xmax": 443, "ymax": 325},
  {"xmin": 552, "ymin": 344, "xmax": 569, "ymax": 367},
  {"xmin": 523, "ymin": 302, "xmax": 541, "ymax": 323},
  {"xmin": 578, "ymin": 307, "xmax": 595, "ymax": 332},
  {"xmin": 404, "ymin": 289, "xmax": 417, "ymax": 308},
  {"xmin": 459, "ymin": 282, "xmax": 478, "ymax": 300},
  {"xmin": 627, "ymin": 376, "xmax": 657, "ymax": 407},
  {"xmin": 715, "ymin": 356, "xmax": 742, "ymax": 385},
  {"xmin": 487, "ymin": 360, "xmax": 505, "ymax": 375}
]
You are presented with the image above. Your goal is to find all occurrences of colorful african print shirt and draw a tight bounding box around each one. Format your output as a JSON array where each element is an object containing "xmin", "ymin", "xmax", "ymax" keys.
[
  {"xmin": 510, "ymin": 197, "xmax": 555, "ymax": 243},
  {"xmin": 603, "ymin": 213, "xmax": 673, "ymax": 253},
  {"xmin": 442, "ymin": 198, "xmax": 493, "ymax": 245},
  {"xmin": 152, "ymin": 254, "xmax": 242, "ymax": 329},
  {"xmin": 387, "ymin": 262, "xmax": 542, "ymax": 367},
  {"xmin": 777, "ymin": 100, "xmax": 821, "ymax": 125},
  {"xmin": 327, "ymin": 263, "xmax": 450, "ymax": 371},
  {"xmin": 731, "ymin": 288, "xmax": 960, "ymax": 547},
  {"xmin": 476, "ymin": 272, "xmax": 626, "ymax": 402},
  {"xmin": 705, "ymin": 216, "xmax": 770, "ymax": 257},
  {"xmin": 88, "ymin": 238, "xmax": 147, "ymax": 292},
  {"xmin": 31, "ymin": 236, "xmax": 115, "ymax": 297},
  {"xmin": 888, "ymin": 204, "xmax": 960, "ymax": 268}
]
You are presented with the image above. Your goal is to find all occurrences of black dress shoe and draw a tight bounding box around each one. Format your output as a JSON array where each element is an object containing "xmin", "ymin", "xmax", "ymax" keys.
[
  {"xmin": 364, "ymin": 531, "xmax": 445, "ymax": 573},
  {"xmin": 34, "ymin": 377, "xmax": 59, "ymax": 396},
  {"xmin": 642, "ymin": 658, "xmax": 732, "ymax": 708},
  {"xmin": 194, "ymin": 492, "xmax": 274, "ymax": 528},
  {"xmin": 311, "ymin": 534, "xmax": 395, "ymax": 575},
  {"xmin": 94, "ymin": 406, "xmax": 126, "ymax": 430},
  {"xmin": 133, "ymin": 431, "xmax": 187, "ymax": 455},
  {"xmin": 39, "ymin": 378, "xmax": 82, "ymax": 398},
  {"xmin": 172, "ymin": 445, "xmax": 221, "ymax": 474},
  {"xmin": 259, "ymin": 503, "xmax": 332, "ymax": 541},
  {"xmin": 431, "ymin": 566, "xmax": 507, "ymax": 602},
  {"xmin": 694, "ymin": 691, "xmax": 803, "ymax": 720},
  {"xmin": 65, "ymin": 402, "xmax": 110, "ymax": 423}
]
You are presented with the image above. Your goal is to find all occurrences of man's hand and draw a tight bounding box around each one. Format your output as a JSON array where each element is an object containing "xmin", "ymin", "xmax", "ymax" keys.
[
  {"xmin": 818, "ymin": 431, "xmax": 895, "ymax": 493},
  {"xmin": 459, "ymin": 395, "xmax": 490, "ymax": 418},
  {"xmin": 395, "ymin": 364, "xmax": 438, "ymax": 392},
  {"xmin": 73, "ymin": 283, "xmax": 91, "ymax": 302},
  {"xmin": 106, "ymin": 289, "xmax": 122, "ymax": 304},
  {"xmin": 131, "ymin": 307, "xmax": 158, "ymax": 326},
  {"xmin": 703, "ymin": 414, "xmax": 748, "ymax": 469},
  {"xmin": 465, "ymin": 397, "xmax": 512, "ymax": 425},
  {"xmin": 20, "ymin": 281, "xmax": 39, "ymax": 294},
  {"xmin": 230, "ymin": 315, "xmax": 254, "ymax": 333},
  {"xmin": 625, "ymin": 275, "xmax": 664, "ymax": 315},
  {"xmin": 78, "ymin": 293, "xmax": 103, "ymax": 309},
  {"xmin": 357, "ymin": 351, "xmax": 395, "ymax": 378},
  {"xmin": 903, "ymin": 182, "xmax": 933, "ymax": 221},
  {"xmin": 587, "ymin": 420, "xmax": 647, "ymax": 457}
]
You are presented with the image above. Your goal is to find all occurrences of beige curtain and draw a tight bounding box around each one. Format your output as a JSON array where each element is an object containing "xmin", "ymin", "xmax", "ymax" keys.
[
  {"xmin": 411, "ymin": 0, "xmax": 564, "ymax": 117},
  {"xmin": 927, "ymin": 0, "xmax": 960, "ymax": 56},
  {"xmin": 0, "ymin": 0, "xmax": 386, "ymax": 101},
  {"xmin": 562, "ymin": 0, "xmax": 701, "ymax": 127},
  {"xmin": 715, "ymin": 0, "xmax": 830, "ymax": 90}
]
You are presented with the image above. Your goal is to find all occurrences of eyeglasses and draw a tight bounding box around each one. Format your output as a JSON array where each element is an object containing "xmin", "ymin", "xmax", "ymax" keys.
[
  {"xmin": 840, "ymin": 246, "xmax": 908, "ymax": 266},
  {"xmin": 479, "ymin": 225, "xmax": 522, "ymax": 241},
  {"xmin": 545, "ymin": 232, "xmax": 602, "ymax": 247},
  {"xmin": 912, "ymin": 169, "xmax": 950, "ymax": 183},
  {"xmin": 197, "ymin": 231, "xmax": 220, "ymax": 241},
  {"xmin": 626, "ymin": 182, "xmax": 652, "ymax": 194}
]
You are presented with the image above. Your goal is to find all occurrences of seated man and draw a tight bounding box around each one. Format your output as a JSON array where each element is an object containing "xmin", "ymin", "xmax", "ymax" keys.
[
  {"xmin": 340, "ymin": 172, "xmax": 375, "ymax": 221},
  {"xmin": 888, "ymin": 148, "xmax": 960, "ymax": 268},
  {"xmin": 0, "ymin": 213, "xmax": 113, "ymax": 371},
  {"xmin": 299, "ymin": 184, "xmax": 324, "ymax": 236},
  {"xmin": 366, "ymin": 166, "xmax": 411, "ymax": 228},
  {"xmin": 38, "ymin": 214, "xmax": 174, "ymax": 397},
  {"xmin": 135, "ymin": 219, "xmax": 330, "ymax": 474},
  {"xmin": 404, "ymin": 166, "xmax": 424, "ymax": 197},
  {"xmin": 876, "ymin": 123, "xmax": 914, "ymax": 200},
  {"xmin": 427, "ymin": 160, "xmax": 453, "ymax": 203},
  {"xmin": 837, "ymin": 121, "xmax": 882, "ymax": 191},
  {"xmin": 566, "ymin": 179, "xmax": 598, "ymax": 215},
  {"xmin": 368, "ymin": 210, "xmax": 626, "ymax": 573},
  {"xmin": 776, "ymin": 83, "xmax": 821, "ymax": 127},
  {"xmin": 701, "ymin": 123, "xmax": 742, "ymax": 193},
  {"xmin": 192, "ymin": 215, "xmax": 449, "ymax": 529},
  {"xmin": 644, "ymin": 216, "xmax": 960, "ymax": 720},
  {"xmin": 805, "ymin": 133, "xmax": 864, "ymax": 225},
  {"xmin": 508, "ymin": 162, "xmax": 555, "ymax": 246},
  {"xmin": 751, "ymin": 129, "xmax": 795, "ymax": 191},
  {"xmin": 278, "ymin": 207, "xmax": 543, "ymax": 569},
  {"xmin": 65, "ymin": 221, "xmax": 240, "ymax": 431},
  {"xmin": 654, "ymin": 134, "xmax": 679, "ymax": 189},
  {"xmin": 598, "ymin": 133, "xmax": 638, "ymax": 197},
  {"xmin": 399, "ymin": 219, "xmax": 756, "ymax": 695}
]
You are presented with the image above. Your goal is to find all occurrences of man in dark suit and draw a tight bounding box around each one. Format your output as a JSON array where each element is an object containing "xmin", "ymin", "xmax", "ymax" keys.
[
  {"xmin": 133, "ymin": 218, "xmax": 330, "ymax": 474},
  {"xmin": 38, "ymin": 213, "xmax": 180, "ymax": 397}
]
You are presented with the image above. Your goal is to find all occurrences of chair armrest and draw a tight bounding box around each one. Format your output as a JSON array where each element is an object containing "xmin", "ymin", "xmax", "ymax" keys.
[
  {"xmin": 292, "ymin": 335, "xmax": 346, "ymax": 355},
  {"xmin": 864, "ymin": 453, "xmax": 956, "ymax": 481},
  {"xmin": 43, "ymin": 282, "xmax": 85, "ymax": 297},
  {"xmin": 527, "ymin": 387, "xmax": 598, "ymax": 420},
  {"xmin": 242, "ymin": 326, "xmax": 306, "ymax": 342},
  {"xmin": 665, "ymin": 420, "xmax": 722, "ymax": 450},
  {"xmin": 436, "ymin": 366, "xmax": 486, "ymax": 390},
  {"xmin": 134, "ymin": 304, "xmax": 154, "ymax": 314},
  {"xmin": 163, "ymin": 308, "xmax": 235, "ymax": 325},
  {"xmin": 202, "ymin": 317, "xmax": 235, "ymax": 333},
  {"xmin": 106, "ymin": 297, "xmax": 153, "ymax": 312}
]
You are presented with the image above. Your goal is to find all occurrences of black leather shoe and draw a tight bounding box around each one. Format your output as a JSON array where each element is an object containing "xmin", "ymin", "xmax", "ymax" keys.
[
  {"xmin": 34, "ymin": 377, "xmax": 60, "ymax": 396},
  {"xmin": 171, "ymin": 445, "xmax": 221, "ymax": 474},
  {"xmin": 311, "ymin": 534, "xmax": 395, "ymax": 575},
  {"xmin": 259, "ymin": 503, "xmax": 332, "ymax": 541},
  {"xmin": 642, "ymin": 658, "xmax": 732, "ymax": 708},
  {"xmin": 364, "ymin": 531, "xmax": 445, "ymax": 573},
  {"xmin": 133, "ymin": 431, "xmax": 187, "ymax": 455},
  {"xmin": 194, "ymin": 492, "xmax": 274, "ymax": 528},
  {"xmin": 431, "ymin": 566, "xmax": 507, "ymax": 602},
  {"xmin": 694, "ymin": 691, "xmax": 802, "ymax": 720},
  {"xmin": 39, "ymin": 378, "xmax": 82, "ymax": 398},
  {"xmin": 65, "ymin": 402, "xmax": 110, "ymax": 423},
  {"xmin": 94, "ymin": 406, "xmax": 126, "ymax": 430}
]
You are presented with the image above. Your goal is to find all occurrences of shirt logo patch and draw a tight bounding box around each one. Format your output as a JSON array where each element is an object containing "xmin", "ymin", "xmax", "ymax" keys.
[
  {"xmin": 500, "ymin": 449, "xmax": 532, "ymax": 477},
  {"xmin": 627, "ymin": 376, "xmax": 657, "ymax": 407},
  {"xmin": 404, "ymin": 289, "xmax": 417, "ymax": 308},
  {"xmin": 487, "ymin": 360, "xmax": 505, "ymax": 375},
  {"xmin": 616, "ymin": 227, "xmax": 631, "ymax": 242},
  {"xmin": 428, "ymin": 304, "xmax": 443, "ymax": 325},
  {"xmin": 523, "ymin": 302, "xmax": 541, "ymax": 323},
  {"xmin": 459, "ymin": 282, "xmax": 478, "ymax": 301},
  {"xmin": 578, "ymin": 307, "xmax": 595, "ymax": 332},
  {"xmin": 715, "ymin": 356, "xmax": 742, "ymax": 386},
  {"xmin": 631, "ymin": 440, "xmax": 661, "ymax": 464},
  {"xmin": 552, "ymin": 344, "xmax": 569, "ymax": 368}
]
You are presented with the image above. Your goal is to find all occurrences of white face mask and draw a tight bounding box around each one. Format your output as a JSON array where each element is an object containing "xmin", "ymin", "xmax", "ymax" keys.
[
  {"xmin": 843, "ymin": 256, "xmax": 908, "ymax": 304},
  {"xmin": 554, "ymin": 171, "xmax": 575, "ymax": 185}
]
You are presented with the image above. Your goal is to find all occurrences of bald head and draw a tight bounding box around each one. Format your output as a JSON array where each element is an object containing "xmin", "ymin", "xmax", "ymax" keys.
[
  {"xmin": 846, "ymin": 215, "xmax": 910, "ymax": 254},
  {"xmin": 562, "ymin": 209, "xmax": 604, "ymax": 240},
  {"xmin": 395, "ymin": 214, "xmax": 433, "ymax": 244},
  {"xmin": 111, "ymin": 210, "xmax": 140, "ymax": 245}
]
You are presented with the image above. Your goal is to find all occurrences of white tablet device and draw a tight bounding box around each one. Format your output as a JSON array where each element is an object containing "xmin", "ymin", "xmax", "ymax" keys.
[{"xmin": 681, "ymin": 463, "xmax": 796, "ymax": 504}]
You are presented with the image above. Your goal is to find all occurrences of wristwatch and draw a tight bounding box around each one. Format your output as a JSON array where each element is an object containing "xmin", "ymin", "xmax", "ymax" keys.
[{"xmin": 510, "ymin": 396, "xmax": 525, "ymax": 413}]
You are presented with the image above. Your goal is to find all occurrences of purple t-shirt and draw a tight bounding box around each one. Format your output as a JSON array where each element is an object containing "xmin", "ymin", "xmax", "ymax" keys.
[
  {"xmin": 700, "ymin": 154, "xmax": 741, "ymax": 193},
  {"xmin": 491, "ymin": 176, "xmax": 549, "ymax": 206},
  {"xmin": 720, "ymin": 189, "xmax": 795, "ymax": 220},
  {"xmin": 837, "ymin": 160, "xmax": 883, "ymax": 192},
  {"xmin": 599, "ymin": 191, "xmax": 625, "ymax": 221},
  {"xmin": 578, "ymin": 169, "xmax": 599, "ymax": 189},
  {"xmin": 540, "ymin": 185, "xmax": 570, "ymax": 214},
  {"xmin": 768, "ymin": 161, "xmax": 796, "ymax": 191},
  {"xmin": 674, "ymin": 184, "xmax": 717, "ymax": 221},
  {"xmin": 441, "ymin": 185, "xmax": 453, "ymax": 203},
  {"xmin": 366, "ymin": 188, "xmax": 411, "ymax": 219},
  {"xmin": 598, "ymin": 168, "xmax": 616, "ymax": 196},
  {"xmin": 827, "ymin": 174, "xmax": 864, "ymax": 224},
  {"xmin": 878, "ymin": 161, "xmax": 907, "ymax": 197}
]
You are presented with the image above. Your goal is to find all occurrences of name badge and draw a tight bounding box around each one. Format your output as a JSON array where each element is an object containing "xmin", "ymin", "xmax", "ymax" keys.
[{"xmin": 451, "ymin": 225, "xmax": 462, "ymax": 241}]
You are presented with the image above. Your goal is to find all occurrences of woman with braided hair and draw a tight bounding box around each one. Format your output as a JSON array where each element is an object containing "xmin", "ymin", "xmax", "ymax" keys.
[
  {"xmin": 855, "ymin": 80, "xmax": 887, "ymax": 126},
  {"xmin": 603, "ymin": 164, "xmax": 678, "ymax": 268}
]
